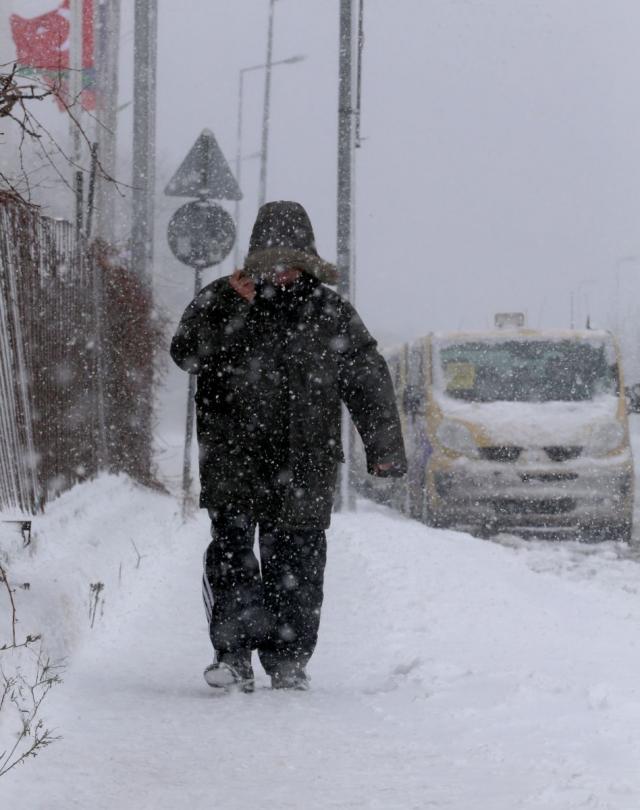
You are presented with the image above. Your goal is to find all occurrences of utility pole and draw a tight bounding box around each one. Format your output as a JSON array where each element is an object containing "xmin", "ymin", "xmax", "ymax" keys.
[
  {"xmin": 131, "ymin": 0, "xmax": 158, "ymax": 479},
  {"xmin": 69, "ymin": 0, "xmax": 84, "ymax": 236},
  {"xmin": 92, "ymin": 0, "xmax": 121, "ymax": 471},
  {"xmin": 94, "ymin": 0, "xmax": 121, "ymax": 244},
  {"xmin": 234, "ymin": 68, "xmax": 247, "ymax": 266},
  {"xmin": 336, "ymin": 0, "xmax": 357, "ymax": 512},
  {"xmin": 69, "ymin": 0, "xmax": 83, "ymax": 164},
  {"xmin": 131, "ymin": 0, "xmax": 158, "ymax": 285},
  {"xmin": 234, "ymin": 54, "xmax": 305, "ymax": 266},
  {"xmin": 258, "ymin": 0, "xmax": 276, "ymax": 207}
]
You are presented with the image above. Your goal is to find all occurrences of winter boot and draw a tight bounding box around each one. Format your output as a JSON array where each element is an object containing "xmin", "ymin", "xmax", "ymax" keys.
[
  {"xmin": 204, "ymin": 650, "xmax": 254, "ymax": 693},
  {"xmin": 270, "ymin": 661, "xmax": 309, "ymax": 691}
]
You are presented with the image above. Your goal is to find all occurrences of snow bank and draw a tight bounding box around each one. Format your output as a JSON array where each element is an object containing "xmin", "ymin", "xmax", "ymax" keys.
[
  {"xmin": 1, "ymin": 475, "xmax": 181, "ymax": 664},
  {"xmin": 2, "ymin": 478, "xmax": 640, "ymax": 809}
]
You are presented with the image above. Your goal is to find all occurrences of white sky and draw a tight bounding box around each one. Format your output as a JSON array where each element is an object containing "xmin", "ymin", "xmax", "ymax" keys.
[{"xmin": 4, "ymin": 1, "xmax": 640, "ymax": 359}]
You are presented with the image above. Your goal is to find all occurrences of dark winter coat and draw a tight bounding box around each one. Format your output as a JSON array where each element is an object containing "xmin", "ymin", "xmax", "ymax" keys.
[{"xmin": 170, "ymin": 273, "xmax": 406, "ymax": 529}]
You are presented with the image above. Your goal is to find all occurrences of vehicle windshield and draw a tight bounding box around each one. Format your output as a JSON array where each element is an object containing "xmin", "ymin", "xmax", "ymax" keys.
[{"xmin": 436, "ymin": 338, "xmax": 618, "ymax": 403}]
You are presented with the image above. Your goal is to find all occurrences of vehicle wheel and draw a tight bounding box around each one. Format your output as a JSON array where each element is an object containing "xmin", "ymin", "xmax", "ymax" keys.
[
  {"xmin": 614, "ymin": 521, "xmax": 633, "ymax": 544},
  {"xmin": 584, "ymin": 521, "xmax": 633, "ymax": 543},
  {"xmin": 475, "ymin": 522, "xmax": 498, "ymax": 540}
]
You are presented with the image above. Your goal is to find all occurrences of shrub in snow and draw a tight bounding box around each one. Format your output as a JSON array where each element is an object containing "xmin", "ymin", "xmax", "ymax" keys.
[{"xmin": 0, "ymin": 561, "xmax": 63, "ymax": 778}]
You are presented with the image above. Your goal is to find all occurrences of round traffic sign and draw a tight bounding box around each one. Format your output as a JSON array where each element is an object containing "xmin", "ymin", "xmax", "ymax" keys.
[{"xmin": 167, "ymin": 200, "xmax": 236, "ymax": 269}]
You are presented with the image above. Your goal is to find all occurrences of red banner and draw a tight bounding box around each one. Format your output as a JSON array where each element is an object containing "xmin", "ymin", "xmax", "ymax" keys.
[{"xmin": 10, "ymin": 0, "xmax": 95, "ymax": 111}]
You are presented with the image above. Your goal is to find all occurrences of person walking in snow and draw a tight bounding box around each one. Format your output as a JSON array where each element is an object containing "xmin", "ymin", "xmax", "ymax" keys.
[{"xmin": 170, "ymin": 201, "xmax": 406, "ymax": 692}]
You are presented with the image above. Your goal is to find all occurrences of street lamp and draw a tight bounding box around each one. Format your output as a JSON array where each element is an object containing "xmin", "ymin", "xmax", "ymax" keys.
[
  {"xmin": 233, "ymin": 54, "xmax": 306, "ymax": 265},
  {"xmin": 258, "ymin": 0, "xmax": 276, "ymax": 209},
  {"xmin": 613, "ymin": 256, "xmax": 639, "ymax": 333},
  {"xmin": 570, "ymin": 278, "xmax": 597, "ymax": 329},
  {"xmin": 258, "ymin": 0, "xmax": 300, "ymax": 208}
]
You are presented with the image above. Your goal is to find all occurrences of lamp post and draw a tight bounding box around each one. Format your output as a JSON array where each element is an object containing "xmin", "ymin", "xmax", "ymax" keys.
[
  {"xmin": 258, "ymin": 0, "xmax": 276, "ymax": 208},
  {"xmin": 614, "ymin": 256, "xmax": 638, "ymax": 328},
  {"xmin": 234, "ymin": 54, "xmax": 306, "ymax": 265},
  {"xmin": 132, "ymin": 0, "xmax": 158, "ymax": 286},
  {"xmin": 570, "ymin": 278, "xmax": 597, "ymax": 329},
  {"xmin": 258, "ymin": 0, "xmax": 300, "ymax": 207}
]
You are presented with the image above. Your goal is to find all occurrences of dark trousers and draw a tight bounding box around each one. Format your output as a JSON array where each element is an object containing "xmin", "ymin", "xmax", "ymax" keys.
[{"xmin": 202, "ymin": 506, "xmax": 327, "ymax": 675}]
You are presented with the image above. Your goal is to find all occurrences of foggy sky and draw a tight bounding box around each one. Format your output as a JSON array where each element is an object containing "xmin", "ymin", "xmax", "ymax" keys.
[
  {"xmin": 133, "ymin": 0, "xmax": 640, "ymax": 357},
  {"xmin": 5, "ymin": 0, "xmax": 640, "ymax": 352}
]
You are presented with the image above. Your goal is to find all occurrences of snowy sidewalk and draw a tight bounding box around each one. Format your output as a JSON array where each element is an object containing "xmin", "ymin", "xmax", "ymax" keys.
[{"xmin": 3, "ymin": 476, "xmax": 640, "ymax": 809}]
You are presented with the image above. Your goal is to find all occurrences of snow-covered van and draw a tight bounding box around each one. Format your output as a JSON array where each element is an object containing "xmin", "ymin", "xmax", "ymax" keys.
[
  {"xmin": 425, "ymin": 328, "xmax": 633, "ymax": 539},
  {"xmin": 373, "ymin": 327, "xmax": 634, "ymax": 541}
]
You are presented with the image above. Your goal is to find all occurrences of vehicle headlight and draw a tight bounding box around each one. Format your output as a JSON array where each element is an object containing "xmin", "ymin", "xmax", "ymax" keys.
[
  {"xmin": 585, "ymin": 421, "xmax": 625, "ymax": 457},
  {"xmin": 436, "ymin": 419, "xmax": 479, "ymax": 458}
]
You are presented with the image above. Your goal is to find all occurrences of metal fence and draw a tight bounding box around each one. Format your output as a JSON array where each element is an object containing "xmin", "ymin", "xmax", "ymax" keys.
[{"xmin": 0, "ymin": 193, "xmax": 156, "ymax": 514}]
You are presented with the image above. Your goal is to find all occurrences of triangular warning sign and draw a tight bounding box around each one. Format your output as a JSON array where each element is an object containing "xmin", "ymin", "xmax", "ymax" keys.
[{"xmin": 164, "ymin": 129, "xmax": 242, "ymax": 200}]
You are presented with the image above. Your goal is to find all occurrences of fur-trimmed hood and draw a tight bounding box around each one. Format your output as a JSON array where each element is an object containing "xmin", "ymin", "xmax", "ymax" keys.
[
  {"xmin": 243, "ymin": 201, "xmax": 338, "ymax": 285},
  {"xmin": 244, "ymin": 246, "xmax": 338, "ymax": 284}
]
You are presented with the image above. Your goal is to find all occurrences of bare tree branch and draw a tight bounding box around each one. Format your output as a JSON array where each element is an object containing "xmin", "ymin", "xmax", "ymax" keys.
[
  {"xmin": 0, "ymin": 557, "xmax": 63, "ymax": 779},
  {"xmin": 0, "ymin": 563, "xmax": 17, "ymax": 648},
  {"xmin": 0, "ymin": 62, "xmax": 133, "ymax": 202}
]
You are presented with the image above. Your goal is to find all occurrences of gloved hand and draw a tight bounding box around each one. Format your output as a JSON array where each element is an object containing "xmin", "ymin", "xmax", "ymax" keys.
[{"xmin": 371, "ymin": 461, "xmax": 405, "ymax": 478}]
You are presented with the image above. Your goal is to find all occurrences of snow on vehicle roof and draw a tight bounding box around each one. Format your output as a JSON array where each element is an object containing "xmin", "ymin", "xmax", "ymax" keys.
[
  {"xmin": 381, "ymin": 331, "xmax": 619, "ymax": 365},
  {"xmin": 432, "ymin": 330, "xmax": 619, "ymax": 367},
  {"xmin": 432, "ymin": 328, "xmax": 613, "ymax": 343}
]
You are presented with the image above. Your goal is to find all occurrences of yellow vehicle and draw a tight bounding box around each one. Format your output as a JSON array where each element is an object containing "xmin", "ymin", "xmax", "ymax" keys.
[{"xmin": 374, "ymin": 326, "xmax": 634, "ymax": 541}]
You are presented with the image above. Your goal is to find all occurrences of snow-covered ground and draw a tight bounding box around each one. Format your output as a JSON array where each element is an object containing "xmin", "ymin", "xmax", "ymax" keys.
[{"xmin": 2, "ymin": 470, "xmax": 640, "ymax": 809}]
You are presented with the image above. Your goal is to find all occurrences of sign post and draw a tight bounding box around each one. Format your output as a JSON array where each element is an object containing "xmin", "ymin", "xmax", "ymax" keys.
[
  {"xmin": 180, "ymin": 267, "xmax": 201, "ymax": 516},
  {"xmin": 165, "ymin": 129, "xmax": 242, "ymax": 516}
]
